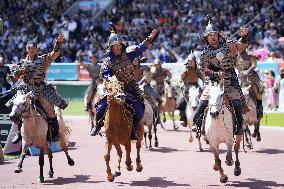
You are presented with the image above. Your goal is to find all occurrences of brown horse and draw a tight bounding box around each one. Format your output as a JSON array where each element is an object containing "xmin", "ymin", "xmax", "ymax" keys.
[
  {"xmin": 103, "ymin": 76, "xmax": 144, "ymax": 182},
  {"xmin": 160, "ymin": 80, "xmax": 177, "ymax": 130}
]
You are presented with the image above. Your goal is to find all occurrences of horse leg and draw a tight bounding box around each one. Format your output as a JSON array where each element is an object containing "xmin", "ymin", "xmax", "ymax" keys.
[
  {"xmin": 234, "ymin": 135, "xmax": 242, "ymax": 176},
  {"xmin": 105, "ymin": 140, "xmax": 114, "ymax": 182},
  {"xmin": 144, "ymin": 132, "xmax": 148, "ymax": 149},
  {"xmin": 125, "ymin": 141, "xmax": 133, "ymax": 171},
  {"xmin": 198, "ymin": 136, "xmax": 203, "ymax": 152},
  {"xmin": 148, "ymin": 125, "xmax": 153, "ymax": 149},
  {"xmin": 211, "ymin": 146, "xmax": 228, "ymax": 183},
  {"xmin": 153, "ymin": 123, "xmax": 159, "ymax": 147},
  {"xmin": 136, "ymin": 139, "xmax": 143, "ymax": 172},
  {"xmin": 225, "ymin": 142, "xmax": 234, "ymax": 166},
  {"xmin": 244, "ymin": 126, "xmax": 251, "ymax": 148},
  {"xmin": 246, "ymin": 126, "xmax": 253, "ymax": 149},
  {"xmin": 188, "ymin": 126, "xmax": 193, "ymax": 142},
  {"xmin": 114, "ymin": 144, "xmax": 122, "ymax": 177},
  {"xmin": 254, "ymin": 121, "xmax": 261, "ymax": 141},
  {"xmin": 47, "ymin": 148, "xmax": 54, "ymax": 178},
  {"xmin": 90, "ymin": 111, "xmax": 95, "ymax": 131},
  {"xmin": 162, "ymin": 112, "xmax": 166, "ymax": 123},
  {"xmin": 171, "ymin": 112, "xmax": 177, "ymax": 130},
  {"xmin": 60, "ymin": 140, "xmax": 75, "ymax": 166},
  {"xmin": 14, "ymin": 143, "xmax": 28, "ymax": 173},
  {"xmin": 38, "ymin": 149, "xmax": 45, "ymax": 183}
]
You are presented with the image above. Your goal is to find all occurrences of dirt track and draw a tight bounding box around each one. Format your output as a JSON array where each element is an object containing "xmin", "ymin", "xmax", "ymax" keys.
[{"xmin": 1, "ymin": 116, "xmax": 284, "ymax": 189}]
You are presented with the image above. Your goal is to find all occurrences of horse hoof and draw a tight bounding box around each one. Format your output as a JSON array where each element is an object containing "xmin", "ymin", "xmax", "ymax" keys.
[
  {"xmin": 127, "ymin": 165, "xmax": 133, "ymax": 171},
  {"xmin": 149, "ymin": 146, "xmax": 153, "ymax": 151},
  {"xmin": 48, "ymin": 171, "xmax": 54, "ymax": 178},
  {"xmin": 136, "ymin": 165, "xmax": 143, "ymax": 172},
  {"xmin": 252, "ymin": 133, "xmax": 256, "ymax": 138},
  {"xmin": 225, "ymin": 159, "xmax": 234, "ymax": 166},
  {"xmin": 213, "ymin": 165, "xmax": 219, "ymax": 171},
  {"xmin": 154, "ymin": 142, "xmax": 159, "ymax": 147},
  {"xmin": 234, "ymin": 167, "xmax": 242, "ymax": 176},
  {"xmin": 114, "ymin": 171, "xmax": 121, "ymax": 177},
  {"xmin": 220, "ymin": 175, "xmax": 228, "ymax": 183},
  {"xmin": 188, "ymin": 138, "xmax": 193, "ymax": 143},
  {"xmin": 37, "ymin": 176, "xmax": 44, "ymax": 183},
  {"xmin": 256, "ymin": 135, "xmax": 261, "ymax": 142},
  {"xmin": 163, "ymin": 119, "xmax": 166, "ymax": 123},
  {"xmin": 68, "ymin": 158, "xmax": 75, "ymax": 166},
  {"xmin": 199, "ymin": 148, "xmax": 203, "ymax": 152},
  {"xmin": 14, "ymin": 168, "xmax": 22, "ymax": 173},
  {"xmin": 107, "ymin": 174, "xmax": 115, "ymax": 182}
]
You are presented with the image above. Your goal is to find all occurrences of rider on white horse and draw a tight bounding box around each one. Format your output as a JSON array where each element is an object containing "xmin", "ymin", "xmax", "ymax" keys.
[
  {"xmin": 177, "ymin": 52, "xmax": 204, "ymax": 126},
  {"xmin": 191, "ymin": 15, "xmax": 250, "ymax": 136}
]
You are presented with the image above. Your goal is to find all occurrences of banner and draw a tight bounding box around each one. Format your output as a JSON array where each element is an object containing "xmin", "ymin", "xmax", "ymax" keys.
[
  {"xmin": 77, "ymin": 65, "xmax": 91, "ymax": 81},
  {"xmin": 46, "ymin": 63, "xmax": 78, "ymax": 81}
]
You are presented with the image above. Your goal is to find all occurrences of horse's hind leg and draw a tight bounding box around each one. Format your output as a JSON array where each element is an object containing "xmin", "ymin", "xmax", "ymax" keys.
[
  {"xmin": 170, "ymin": 112, "xmax": 177, "ymax": 130},
  {"xmin": 15, "ymin": 143, "xmax": 28, "ymax": 173},
  {"xmin": 163, "ymin": 112, "xmax": 166, "ymax": 123},
  {"xmin": 148, "ymin": 125, "xmax": 153, "ymax": 149},
  {"xmin": 253, "ymin": 121, "xmax": 261, "ymax": 141},
  {"xmin": 225, "ymin": 141, "xmax": 234, "ymax": 166},
  {"xmin": 125, "ymin": 141, "xmax": 133, "ymax": 171},
  {"xmin": 136, "ymin": 125, "xmax": 144, "ymax": 172},
  {"xmin": 234, "ymin": 135, "xmax": 242, "ymax": 176},
  {"xmin": 211, "ymin": 146, "xmax": 228, "ymax": 183},
  {"xmin": 47, "ymin": 148, "xmax": 54, "ymax": 178},
  {"xmin": 188, "ymin": 127, "xmax": 193, "ymax": 142},
  {"xmin": 153, "ymin": 123, "xmax": 159, "ymax": 147},
  {"xmin": 144, "ymin": 132, "xmax": 148, "ymax": 149},
  {"xmin": 38, "ymin": 149, "xmax": 45, "ymax": 183},
  {"xmin": 246, "ymin": 126, "xmax": 253, "ymax": 149},
  {"xmin": 114, "ymin": 144, "xmax": 122, "ymax": 177},
  {"xmin": 198, "ymin": 136, "xmax": 203, "ymax": 152},
  {"xmin": 105, "ymin": 140, "xmax": 114, "ymax": 182}
]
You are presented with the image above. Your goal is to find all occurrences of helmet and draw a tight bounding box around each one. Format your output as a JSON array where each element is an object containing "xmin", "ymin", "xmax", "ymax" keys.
[
  {"xmin": 184, "ymin": 51, "xmax": 196, "ymax": 65},
  {"xmin": 203, "ymin": 15, "xmax": 219, "ymax": 38},
  {"xmin": 107, "ymin": 23, "xmax": 124, "ymax": 53}
]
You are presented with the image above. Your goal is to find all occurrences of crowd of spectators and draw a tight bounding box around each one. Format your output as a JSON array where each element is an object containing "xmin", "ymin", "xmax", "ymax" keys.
[{"xmin": 0, "ymin": 0, "xmax": 283, "ymax": 64}]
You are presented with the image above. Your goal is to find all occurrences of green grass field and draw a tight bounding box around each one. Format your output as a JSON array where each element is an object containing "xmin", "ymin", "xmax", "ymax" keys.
[{"xmin": 63, "ymin": 100, "xmax": 284, "ymax": 127}]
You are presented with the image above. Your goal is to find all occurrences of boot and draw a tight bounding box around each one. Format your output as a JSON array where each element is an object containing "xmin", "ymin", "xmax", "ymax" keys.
[
  {"xmin": 192, "ymin": 100, "xmax": 208, "ymax": 132},
  {"xmin": 233, "ymin": 105, "xmax": 244, "ymax": 136},
  {"xmin": 48, "ymin": 117, "xmax": 60, "ymax": 141},
  {"xmin": 90, "ymin": 113, "xmax": 104, "ymax": 136},
  {"xmin": 12, "ymin": 120, "xmax": 23, "ymax": 144},
  {"xmin": 131, "ymin": 118, "xmax": 140, "ymax": 140},
  {"xmin": 256, "ymin": 100, "xmax": 263, "ymax": 119}
]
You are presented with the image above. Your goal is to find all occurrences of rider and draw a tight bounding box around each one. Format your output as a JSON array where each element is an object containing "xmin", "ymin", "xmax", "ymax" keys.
[
  {"xmin": 11, "ymin": 34, "xmax": 68, "ymax": 143},
  {"xmin": 78, "ymin": 51, "xmax": 102, "ymax": 111},
  {"xmin": 90, "ymin": 23, "xmax": 158, "ymax": 140},
  {"xmin": 151, "ymin": 59, "xmax": 172, "ymax": 96},
  {"xmin": 236, "ymin": 50, "xmax": 263, "ymax": 119},
  {"xmin": 177, "ymin": 52, "xmax": 204, "ymax": 126},
  {"xmin": 191, "ymin": 15, "xmax": 250, "ymax": 136}
]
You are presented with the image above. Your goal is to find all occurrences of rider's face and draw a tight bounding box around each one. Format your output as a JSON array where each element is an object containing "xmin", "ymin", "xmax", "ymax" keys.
[
  {"xmin": 187, "ymin": 60, "xmax": 195, "ymax": 69},
  {"xmin": 112, "ymin": 43, "xmax": 122, "ymax": 56},
  {"xmin": 26, "ymin": 45, "xmax": 38, "ymax": 58},
  {"xmin": 207, "ymin": 32, "xmax": 219, "ymax": 47}
]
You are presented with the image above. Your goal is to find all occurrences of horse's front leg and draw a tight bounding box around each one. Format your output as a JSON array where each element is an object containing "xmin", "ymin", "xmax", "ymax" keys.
[
  {"xmin": 148, "ymin": 125, "xmax": 153, "ymax": 149},
  {"xmin": 38, "ymin": 149, "xmax": 45, "ymax": 183},
  {"xmin": 211, "ymin": 146, "xmax": 228, "ymax": 183},
  {"xmin": 125, "ymin": 141, "xmax": 133, "ymax": 171},
  {"xmin": 14, "ymin": 142, "xmax": 28, "ymax": 173},
  {"xmin": 162, "ymin": 112, "xmax": 166, "ymax": 123},
  {"xmin": 153, "ymin": 123, "xmax": 159, "ymax": 147},
  {"xmin": 252, "ymin": 121, "xmax": 261, "ymax": 141},
  {"xmin": 114, "ymin": 144, "xmax": 122, "ymax": 177},
  {"xmin": 234, "ymin": 135, "xmax": 242, "ymax": 176},
  {"xmin": 136, "ymin": 124, "xmax": 144, "ymax": 172},
  {"xmin": 60, "ymin": 139, "xmax": 75, "ymax": 166},
  {"xmin": 47, "ymin": 148, "xmax": 54, "ymax": 178},
  {"xmin": 188, "ymin": 125, "xmax": 193, "ymax": 142},
  {"xmin": 198, "ymin": 136, "xmax": 203, "ymax": 152},
  {"xmin": 105, "ymin": 140, "xmax": 114, "ymax": 182},
  {"xmin": 144, "ymin": 132, "xmax": 148, "ymax": 149},
  {"xmin": 225, "ymin": 141, "xmax": 234, "ymax": 166}
]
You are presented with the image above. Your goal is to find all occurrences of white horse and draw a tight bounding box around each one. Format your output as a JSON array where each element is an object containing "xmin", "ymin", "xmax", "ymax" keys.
[
  {"xmin": 205, "ymin": 81, "xmax": 242, "ymax": 183},
  {"xmin": 142, "ymin": 99, "xmax": 158, "ymax": 150},
  {"xmin": 185, "ymin": 85, "xmax": 206, "ymax": 151}
]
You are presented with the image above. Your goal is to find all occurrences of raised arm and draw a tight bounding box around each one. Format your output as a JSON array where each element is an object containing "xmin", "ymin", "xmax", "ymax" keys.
[
  {"xmin": 228, "ymin": 27, "xmax": 249, "ymax": 57},
  {"xmin": 128, "ymin": 29, "xmax": 158, "ymax": 61}
]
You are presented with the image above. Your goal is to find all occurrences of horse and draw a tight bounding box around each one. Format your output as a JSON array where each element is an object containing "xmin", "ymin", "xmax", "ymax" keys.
[
  {"xmin": 160, "ymin": 80, "xmax": 177, "ymax": 130},
  {"xmin": 242, "ymin": 85, "xmax": 258, "ymax": 149},
  {"xmin": 9, "ymin": 92, "xmax": 74, "ymax": 182},
  {"xmin": 143, "ymin": 99, "xmax": 159, "ymax": 150},
  {"xmin": 204, "ymin": 81, "xmax": 242, "ymax": 183},
  {"xmin": 185, "ymin": 85, "xmax": 206, "ymax": 151},
  {"xmin": 103, "ymin": 76, "xmax": 144, "ymax": 182},
  {"xmin": 88, "ymin": 82, "xmax": 105, "ymax": 133}
]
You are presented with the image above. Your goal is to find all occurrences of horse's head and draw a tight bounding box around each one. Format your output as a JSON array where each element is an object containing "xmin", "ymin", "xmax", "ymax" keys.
[
  {"xmin": 188, "ymin": 86, "xmax": 200, "ymax": 111},
  {"xmin": 9, "ymin": 92, "xmax": 32, "ymax": 122},
  {"xmin": 105, "ymin": 76, "xmax": 126, "ymax": 104},
  {"xmin": 242, "ymin": 85, "xmax": 251, "ymax": 97},
  {"xmin": 208, "ymin": 81, "xmax": 224, "ymax": 119}
]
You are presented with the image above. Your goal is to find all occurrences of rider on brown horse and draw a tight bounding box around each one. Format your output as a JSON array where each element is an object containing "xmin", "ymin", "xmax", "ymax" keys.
[{"xmin": 91, "ymin": 23, "xmax": 158, "ymax": 140}]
